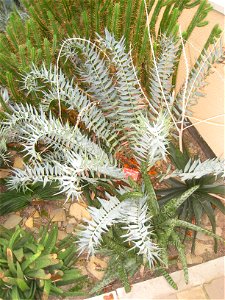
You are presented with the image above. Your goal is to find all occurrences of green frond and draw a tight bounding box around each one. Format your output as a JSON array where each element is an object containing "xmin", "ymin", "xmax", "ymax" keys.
[
  {"xmin": 170, "ymin": 219, "xmax": 224, "ymax": 242},
  {"xmin": 159, "ymin": 185, "xmax": 200, "ymax": 220},
  {"xmin": 171, "ymin": 232, "xmax": 188, "ymax": 284},
  {"xmin": 89, "ymin": 272, "xmax": 117, "ymax": 295},
  {"xmin": 110, "ymin": 3, "xmax": 120, "ymax": 39},
  {"xmin": 157, "ymin": 267, "xmax": 178, "ymax": 290},
  {"xmin": 142, "ymin": 166, "xmax": 159, "ymax": 216},
  {"xmin": 117, "ymin": 259, "xmax": 131, "ymax": 293}
]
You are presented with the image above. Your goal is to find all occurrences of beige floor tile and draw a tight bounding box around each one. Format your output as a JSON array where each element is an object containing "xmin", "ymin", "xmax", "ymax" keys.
[
  {"xmin": 176, "ymin": 286, "xmax": 207, "ymax": 299},
  {"xmin": 204, "ymin": 276, "xmax": 225, "ymax": 299},
  {"xmin": 153, "ymin": 294, "xmax": 178, "ymax": 299},
  {"xmin": 87, "ymin": 291, "xmax": 118, "ymax": 300},
  {"xmin": 116, "ymin": 257, "xmax": 225, "ymax": 299}
]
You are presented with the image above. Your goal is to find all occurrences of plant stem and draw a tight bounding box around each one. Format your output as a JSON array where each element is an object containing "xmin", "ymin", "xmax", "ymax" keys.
[{"xmin": 141, "ymin": 163, "xmax": 159, "ymax": 216}]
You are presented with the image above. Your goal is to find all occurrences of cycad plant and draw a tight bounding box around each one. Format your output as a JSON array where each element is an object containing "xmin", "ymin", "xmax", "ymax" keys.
[
  {"xmin": 2, "ymin": 30, "xmax": 172, "ymax": 200},
  {"xmin": 0, "ymin": 29, "xmax": 224, "ymax": 292},
  {"xmin": 80, "ymin": 181, "xmax": 222, "ymax": 294}
]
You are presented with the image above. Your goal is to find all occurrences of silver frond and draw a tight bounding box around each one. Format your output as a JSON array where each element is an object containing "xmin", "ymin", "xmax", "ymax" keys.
[
  {"xmin": 132, "ymin": 113, "xmax": 170, "ymax": 168},
  {"xmin": 77, "ymin": 193, "xmax": 123, "ymax": 256},
  {"xmin": 120, "ymin": 197, "xmax": 160, "ymax": 268},
  {"xmin": 170, "ymin": 158, "xmax": 225, "ymax": 180},
  {"xmin": 5, "ymin": 104, "xmax": 124, "ymax": 199},
  {"xmin": 22, "ymin": 64, "xmax": 117, "ymax": 146},
  {"xmin": 62, "ymin": 38, "xmax": 119, "ymax": 121},
  {"xmin": 97, "ymin": 29, "xmax": 146, "ymax": 131},
  {"xmin": 174, "ymin": 40, "xmax": 224, "ymax": 119},
  {"xmin": 149, "ymin": 35, "xmax": 178, "ymax": 115}
]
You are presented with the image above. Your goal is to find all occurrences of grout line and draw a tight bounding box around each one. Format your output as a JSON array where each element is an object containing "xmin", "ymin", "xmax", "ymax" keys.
[{"xmin": 202, "ymin": 284, "xmax": 211, "ymax": 300}]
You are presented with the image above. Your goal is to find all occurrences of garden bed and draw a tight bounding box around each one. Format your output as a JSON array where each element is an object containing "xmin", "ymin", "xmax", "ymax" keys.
[
  {"xmin": 0, "ymin": 2, "xmax": 224, "ymax": 299},
  {"xmin": 0, "ymin": 130, "xmax": 224, "ymax": 299}
]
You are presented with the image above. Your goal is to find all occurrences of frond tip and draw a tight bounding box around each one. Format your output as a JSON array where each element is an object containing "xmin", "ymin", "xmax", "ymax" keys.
[
  {"xmin": 170, "ymin": 158, "xmax": 225, "ymax": 180},
  {"xmin": 132, "ymin": 113, "xmax": 170, "ymax": 167},
  {"xmin": 77, "ymin": 193, "xmax": 123, "ymax": 256}
]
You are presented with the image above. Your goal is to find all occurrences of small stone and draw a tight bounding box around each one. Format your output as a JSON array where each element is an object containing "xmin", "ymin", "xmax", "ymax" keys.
[
  {"xmin": 186, "ymin": 254, "xmax": 193, "ymax": 265},
  {"xmin": 4, "ymin": 215, "xmax": 22, "ymax": 229},
  {"xmin": 50, "ymin": 208, "xmax": 66, "ymax": 222},
  {"xmin": 87, "ymin": 256, "xmax": 107, "ymax": 280},
  {"xmin": 68, "ymin": 218, "xmax": 77, "ymax": 225},
  {"xmin": 69, "ymin": 203, "xmax": 91, "ymax": 221},
  {"xmin": 191, "ymin": 255, "xmax": 203, "ymax": 264},
  {"xmin": 58, "ymin": 230, "xmax": 67, "ymax": 241},
  {"xmin": 196, "ymin": 231, "xmax": 213, "ymax": 242},
  {"xmin": 63, "ymin": 203, "xmax": 71, "ymax": 210},
  {"xmin": 33, "ymin": 211, "xmax": 40, "ymax": 218},
  {"xmin": 0, "ymin": 169, "xmax": 11, "ymax": 179},
  {"xmin": 58, "ymin": 221, "xmax": 61, "ymax": 227},
  {"xmin": 13, "ymin": 156, "xmax": 24, "ymax": 170},
  {"xmin": 25, "ymin": 217, "xmax": 33, "ymax": 228},
  {"xmin": 195, "ymin": 242, "xmax": 214, "ymax": 256},
  {"xmin": 216, "ymin": 211, "xmax": 224, "ymax": 228},
  {"xmin": 216, "ymin": 227, "xmax": 222, "ymax": 236},
  {"xmin": 77, "ymin": 265, "xmax": 88, "ymax": 276},
  {"xmin": 186, "ymin": 253, "xmax": 203, "ymax": 265},
  {"xmin": 66, "ymin": 224, "xmax": 74, "ymax": 233},
  {"xmin": 201, "ymin": 214, "xmax": 210, "ymax": 226}
]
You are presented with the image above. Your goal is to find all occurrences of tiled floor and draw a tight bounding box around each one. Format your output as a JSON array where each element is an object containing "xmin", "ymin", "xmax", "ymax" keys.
[{"xmin": 88, "ymin": 256, "xmax": 225, "ymax": 300}]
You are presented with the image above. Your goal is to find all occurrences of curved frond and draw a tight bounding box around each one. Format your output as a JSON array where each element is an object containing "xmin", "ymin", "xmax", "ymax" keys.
[
  {"xmin": 121, "ymin": 197, "xmax": 160, "ymax": 268},
  {"xmin": 77, "ymin": 193, "xmax": 123, "ymax": 256},
  {"xmin": 5, "ymin": 104, "xmax": 124, "ymax": 199},
  {"xmin": 149, "ymin": 35, "xmax": 178, "ymax": 114},
  {"xmin": 170, "ymin": 158, "xmax": 225, "ymax": 180},
  {"xmin": 175, "ymin": 41, "xmax": 224, "ymax": 119},
  {"xmin": 22, "ymin": 64, "xmax": 117, "ymax": 146},
  {"xmin": 62, "ymin": 38, "xmax": 119, "ymax": 121},
  {"xmin": 7, "ymin": 160, "xmax": 82, "ymax": 199},
  {"xmin": 0, "ymin": 126, "xmax": 9, "ymax": 165},
  {"xmin": 97, "ymin": 29, "xmax": 146, "ymax": 131}
]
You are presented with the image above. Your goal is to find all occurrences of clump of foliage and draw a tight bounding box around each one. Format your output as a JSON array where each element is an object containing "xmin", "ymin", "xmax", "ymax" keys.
[
  {"xmin": 0, "ymin": 224, "xmax": 87, "ymax": 299},
  {"xmin": 0, "ymin": 0, "xmax": 222, "ymax": 106},
  {"xmin": 0, "ymin": 0, "xmax": 25, "ymax": 32},
  {"xmin": 157, "ymin": 142, "xmax": 225, "ymax": 252},
  {"xmin": 0, "ymin": 183, "xmax": 64, "ymax": 215},
  {"xmin": 0, "ymin": 28, "xmax": 224, "ymax": 293},
  {"xmin": 80, "ymin": 180, "xmax": 223, "ymax": 294},
  {"xmin": 1, "ymin": 29, "xmax": 223, "ymax": 198}
]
